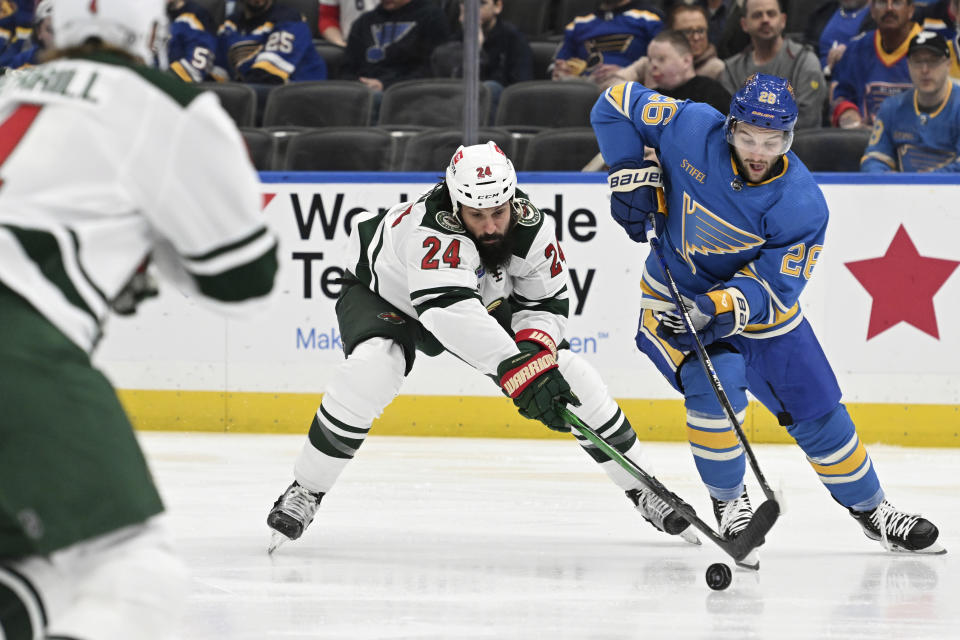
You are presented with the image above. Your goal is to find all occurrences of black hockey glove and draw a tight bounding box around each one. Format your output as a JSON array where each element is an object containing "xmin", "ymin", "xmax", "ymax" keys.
[
  {"xmin": 607, "ymin": 159, "xmax": 666, "ymax": 243},
  {"xmin": 111, "ymin": 258, "xmax": 159, "ymax": 316},
  {"xmin": 498, "ymin": 340, "xmax": 580, "ymax": 432}
]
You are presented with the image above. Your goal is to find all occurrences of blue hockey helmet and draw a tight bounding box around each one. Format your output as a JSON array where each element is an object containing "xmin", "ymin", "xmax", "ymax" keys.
[{"xmin": 724, "ymin": 73, "xmax": 798, "ymax": 154}]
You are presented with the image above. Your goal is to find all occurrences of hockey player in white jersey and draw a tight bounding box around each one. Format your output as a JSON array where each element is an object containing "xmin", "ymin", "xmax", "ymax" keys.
[
  {"xmin": 0, "ymin": 1, "xmax": 278, "ymax": 639},
  {"xmin": 266, "ymin": 141, "xmax": 699, "ymax": 551}
]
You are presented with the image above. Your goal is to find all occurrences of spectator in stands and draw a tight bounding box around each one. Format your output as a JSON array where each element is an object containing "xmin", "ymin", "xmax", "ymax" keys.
[
  {"xmin": 861, "ymin": 31, "xmax": 960, "ymax": 171},
  {"xmin": 613, "ymin": 2, "xmax": 725, "ymax": 86},
  {"xmin": 805, "ymin": 1, "xmax": 873, "ymax": 76},
  {"xmin": 948, "ymin": 0, "xmax": 959, "ymax": 78},
  {"xmin": 646, "ymin": 29, "xmax": 732, "ymax": 111},
  {"xmin": 706, "ymin": 0, "xmax": 752, "ymax": 58},
  {"xmin": 830, "ymin": 0, "xmax": 922, "ymax": 128},
  {"xmin": 319, "ymin": 0, "xmax": 379, "ymax": 47},
  {"xmin": 0, "ymin": 0, "xmax": 35, "ymax": 69},
  {"xmin": 431, "ymin": 0, "xmax": 533, "ymax": 87},
  {"xmin": 341, "ymin": 0, "xmax": 450, "ymax": 92},
  {"xmin": 721, "ymin": 0, "xmax": 827, "ymax": 128},
  {"xmin": 4, "ymin": 0, "xmax": 52, "ymax": 71},
  {"xmin": 552, "ymin": 0, "xmax": 664, "ymax": 86},
  {"xmin": 167, "ymin": 1, "xmax": 218, "ymax": 82},
  {"xmin": 215, "ymin": 0, "xmax": 327, "ymax": 83}
]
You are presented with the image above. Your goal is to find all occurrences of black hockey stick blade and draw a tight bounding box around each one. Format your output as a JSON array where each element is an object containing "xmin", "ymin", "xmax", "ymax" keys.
[
  {"xmin": 727, "ymin": 499, "xmax": 780, "ymax": 563},
  {"xmin": 561, "ymin": 407, "xmax": 776, "ymax": 568}
]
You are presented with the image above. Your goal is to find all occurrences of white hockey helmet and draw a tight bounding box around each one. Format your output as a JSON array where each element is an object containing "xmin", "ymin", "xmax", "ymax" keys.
[
  {"xmin": 445, "ymin": 141, "xmax": 517, "ymax": 213},
  {"xmin": 35, "ymin": 0, "xmax": 54, "ymax": 23},
  {"xmin": 52, "ymin": 0, "xmax": 168, "ymax": 66}
]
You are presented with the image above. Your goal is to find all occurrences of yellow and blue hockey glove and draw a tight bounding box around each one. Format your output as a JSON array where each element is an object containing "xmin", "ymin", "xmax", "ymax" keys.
[
  {"xmin": 607, "ymin": 160, "xmax": 666, "ymax": 243},
  {"xmin": 657, "ymin": 288, "xmax": 750, "ymax": 351}
]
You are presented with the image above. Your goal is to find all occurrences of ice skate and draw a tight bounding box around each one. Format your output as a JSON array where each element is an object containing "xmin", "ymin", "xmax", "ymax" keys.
[
  {"xmin": 712, "ymin": 490, "xmax": 761, "ymax": 569},
  {"xmin": 626, "ymin": 486, "xmax": 701, "ymax": 545},
  {"xmin": 848, "ymin": 500, "xmax": 946, "ymax": 554},
  {"xmin": 267, "ymin": 481, "xmax": 324, "ymax": 554}
]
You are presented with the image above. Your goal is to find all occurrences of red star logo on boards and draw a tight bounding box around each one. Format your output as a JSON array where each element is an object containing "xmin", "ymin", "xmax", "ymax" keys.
[{"xmin": 845, "ymin": 225, "xmax": 959, "ymax": 340}]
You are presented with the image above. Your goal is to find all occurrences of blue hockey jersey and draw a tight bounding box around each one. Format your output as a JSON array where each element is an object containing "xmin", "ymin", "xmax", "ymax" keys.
[
  {"xmin": 591, "ymin": 82, "xmax": 828, "ymax": 339},
  {"xmin": 830, "ymin": 24, "xmax": 922, "ymax": 126},
  {"xmin": 861, "ymin": 82, "xmax": 960, "ymax": 172},
  {"xmin": 216, "ymin": 3, "xmax": 326, "ymax": 83},
  {"xmin": 168, "ymin": 1, "xmax": 218, "ymax": 82},
  {"xmin": 556, "ymin": 3, "xmax": 663, "ymax": 76},
  {"xmin": 0, "ymin": 1, "xmax": 33, "ymax": 68}
]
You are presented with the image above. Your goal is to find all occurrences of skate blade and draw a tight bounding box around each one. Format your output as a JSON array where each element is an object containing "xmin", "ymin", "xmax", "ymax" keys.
[
  {"xmin": 679, "ymin": 525, "xmax": 702, "ymax": 546},
  {"xmin": 734, "ymin": 549, "xmax": 760, "ymax": 571},
  {"xmin": 267, "ymin": 531, "xmax": 291, "ymax": 555},
  {"xmin": 888, "ymin": 541, "xmax": 948, "ymax": 555}
]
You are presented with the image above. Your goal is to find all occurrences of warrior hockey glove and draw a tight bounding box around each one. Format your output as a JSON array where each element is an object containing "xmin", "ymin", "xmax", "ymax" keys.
[
  {"xmin": 607, "ymin": 160, "xmax": 666, "ymax": 243},
  {"xmin": 498, "ymin": 340, "xmax": 580, "ymax": 432},
  {"xmin": 657, "ymin": 287, "xmax": 750, "ymax": 351}
]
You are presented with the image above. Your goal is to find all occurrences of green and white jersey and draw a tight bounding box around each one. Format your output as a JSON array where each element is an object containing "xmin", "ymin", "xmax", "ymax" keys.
[
  {"xmin": 345, "ymin": 183, "xmax": 569, "ymax": 375},
  {"xmin": 0, "ymin": 52, "xmax": 278, "ymax": 354}
]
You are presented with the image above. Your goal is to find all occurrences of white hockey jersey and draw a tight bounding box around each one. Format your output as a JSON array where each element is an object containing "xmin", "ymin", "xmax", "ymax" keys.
[
  {"xmin": 345, "ymin": 183, "xmax": 570, "ymax": 375},
  {"xmin": 0, "ymin": 51, "xmax": 278, "ymax": 354}
]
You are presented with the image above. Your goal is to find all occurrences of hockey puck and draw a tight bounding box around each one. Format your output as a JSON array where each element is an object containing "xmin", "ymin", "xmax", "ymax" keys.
[{"xmin": 705, "ymin": 562, "xmax": 732, "ymax": 590}]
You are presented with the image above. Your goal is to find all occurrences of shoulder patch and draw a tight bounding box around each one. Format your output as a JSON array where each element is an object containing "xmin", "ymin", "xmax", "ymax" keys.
[
  {"xmin": 435, "ymin": 210, "xmax": 465, "ymax": 233},
  {"xmin": 514, "ymin": 197, "xmax": 542, "ymax": 227}
]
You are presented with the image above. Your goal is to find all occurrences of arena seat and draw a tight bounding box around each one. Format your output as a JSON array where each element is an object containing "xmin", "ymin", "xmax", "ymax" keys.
[
  {"xmin": 240, "ymin": 128, "xmax": 277, "ymax": 171},
  {"xmin": 521, "ymin": 128, "xmax": 600, "ymax": 171},
  {"xmin": 284, "ymin": 127, "xmax": 396, "ymax": 171},
  {"xmin": 790, "ymin": 128, "xmax": 871, "ymax": 172},
  {"xmin": 494, "ymin": 80, "xmax": 600, "ymax": 129},
  {"xmin": 198, "ymin": 82, "xmax": 257, "ymax": 128},
  {"xmin": 378, "ymin": 79, "xmax": 492, "ymax": 128},
  {"xmin": 529, "ymin": 40, "xmax": 560, "ymax": 80},
  {"xmin": 395, "ymin": 128, "xmax": 518, "ymax": 171},
  {"xmin": 262, "ymin": 81, "xmax": 375, "ymax": 128},
  {"xmin": 501, "ymin": 0, "xmax": 553, "ymax": 38}
]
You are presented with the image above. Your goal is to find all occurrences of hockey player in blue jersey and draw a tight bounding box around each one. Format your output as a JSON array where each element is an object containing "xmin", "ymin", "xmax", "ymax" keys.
[
  {"xmin": 167, "ymin": 0, "xmax": 218, "ymax": 82},
  {"xmin": 862, "ymin": 31, "xmax": 960, "ymax": 171},
  {"xmin": 590, "ymin": 73, "xmax": 944, "ymax": 555},
  {"xmin": 215, "ymin": 0, "xmax": 327, "ymax": 83}
]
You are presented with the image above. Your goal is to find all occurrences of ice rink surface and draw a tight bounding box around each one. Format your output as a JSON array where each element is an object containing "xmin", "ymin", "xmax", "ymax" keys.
[{"xmin": 142, "ymin": 432, "xmax": 959, "ymax": 639}]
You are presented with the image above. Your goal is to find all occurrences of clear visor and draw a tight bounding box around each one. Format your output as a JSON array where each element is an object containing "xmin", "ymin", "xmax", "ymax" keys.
[{"xmin": 726, "ymin": 120, "xmax": 794, "ymax": 156}]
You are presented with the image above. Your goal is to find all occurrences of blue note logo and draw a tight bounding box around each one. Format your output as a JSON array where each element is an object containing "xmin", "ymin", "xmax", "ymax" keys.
[
  {"xmin": 366, "ymin": 22, "xmax": 416, "ymax": 63},
  {"xmin": 679, "ymin": 192, "xmax": 764, "ymax": 274}
]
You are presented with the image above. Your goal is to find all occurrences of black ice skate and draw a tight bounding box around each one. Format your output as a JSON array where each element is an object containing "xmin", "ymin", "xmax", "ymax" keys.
[
  {"xmin": 626, "ymin": 486, "xmax": 700, "ymax": 545},
  {"xmin": 267, "ymin": 481, "xmax": 324, "ymax": 554},
  {"xmin": 712, "ymin": 490, "xmax": 761, "ymax": 568},
  {"xmin": 848, "ymin": 500, "xmax": 946, "ymax": 554}
]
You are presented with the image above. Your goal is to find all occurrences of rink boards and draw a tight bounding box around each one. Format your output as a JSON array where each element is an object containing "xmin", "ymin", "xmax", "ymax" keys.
[{"xmin": 94, "ymin": 173, "xmax": 960, "ymax": 446}]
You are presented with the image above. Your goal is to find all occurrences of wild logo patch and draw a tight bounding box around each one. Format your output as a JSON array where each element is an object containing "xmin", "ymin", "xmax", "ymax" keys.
[
  {"xmin": 377, "ymin": 312, "xmax": 406, "ymax": 325},
  {"xmin": 514, "ymin": 198, "xmax": 541, "ymax": 227},
  {"xmin": 436, "ymin": 210, "xmax": 464, "ymax": 233}
]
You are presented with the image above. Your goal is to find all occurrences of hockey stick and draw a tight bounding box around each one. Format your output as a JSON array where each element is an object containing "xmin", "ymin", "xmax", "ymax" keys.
[
  {"xmin": 646, "ymin": 223, "xmax": 781, "ymax": 521},
  {"xmin": 560, "ymin": 407, "xmax": 771, "ymax": 568}
]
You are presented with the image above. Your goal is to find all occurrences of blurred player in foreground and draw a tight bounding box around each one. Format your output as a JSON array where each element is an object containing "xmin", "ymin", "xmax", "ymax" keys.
[{"xmin": 0, "ymin": 1, "xmax": 278, "ymax": 638}]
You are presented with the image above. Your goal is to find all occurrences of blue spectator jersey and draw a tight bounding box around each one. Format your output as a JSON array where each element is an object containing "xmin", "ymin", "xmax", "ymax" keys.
[
  {"xmin": 818, "ymin": 4, "xmax": 870, "ymax": 68},
  {"xmin": 556, "ymin": 3, "xmax": 663, "ymax": 76},
  {"xmin": 4, "ymin": 40, "xmax": 38, "ymax": 69},
  {"xmin": 830, "ymin": 23, "xmax": 923, "ymax": 126},
  {"xmin": 216, "ymin": 3, "xmax": 326, "ymax": 83},
  {"xmin": 0, "ymin": 1, "xmax": 33, "ymax": 68},
  {"xmin": 861, "ymin": 82, "xmax": 960, "ymax": 172},
  {"xmin": 590, "ymin": 82, "xmax": 827, "ymax": 339},
  {"xmin": 168, "ymin": 1, "xmax": 218, "ymax": 82}
]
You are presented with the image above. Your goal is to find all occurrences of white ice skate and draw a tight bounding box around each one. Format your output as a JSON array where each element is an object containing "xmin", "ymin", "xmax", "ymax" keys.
[
  {"xmin": 627, "ymin": 486, "xmax": 701, "ymax": 545},
  {"xmin": 712, "ymin": 490, "xmax": 761, "ymax": 569},
  {"xmin": 267, "ymin": 481, "xmax": 324, "ymax": 554}
]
